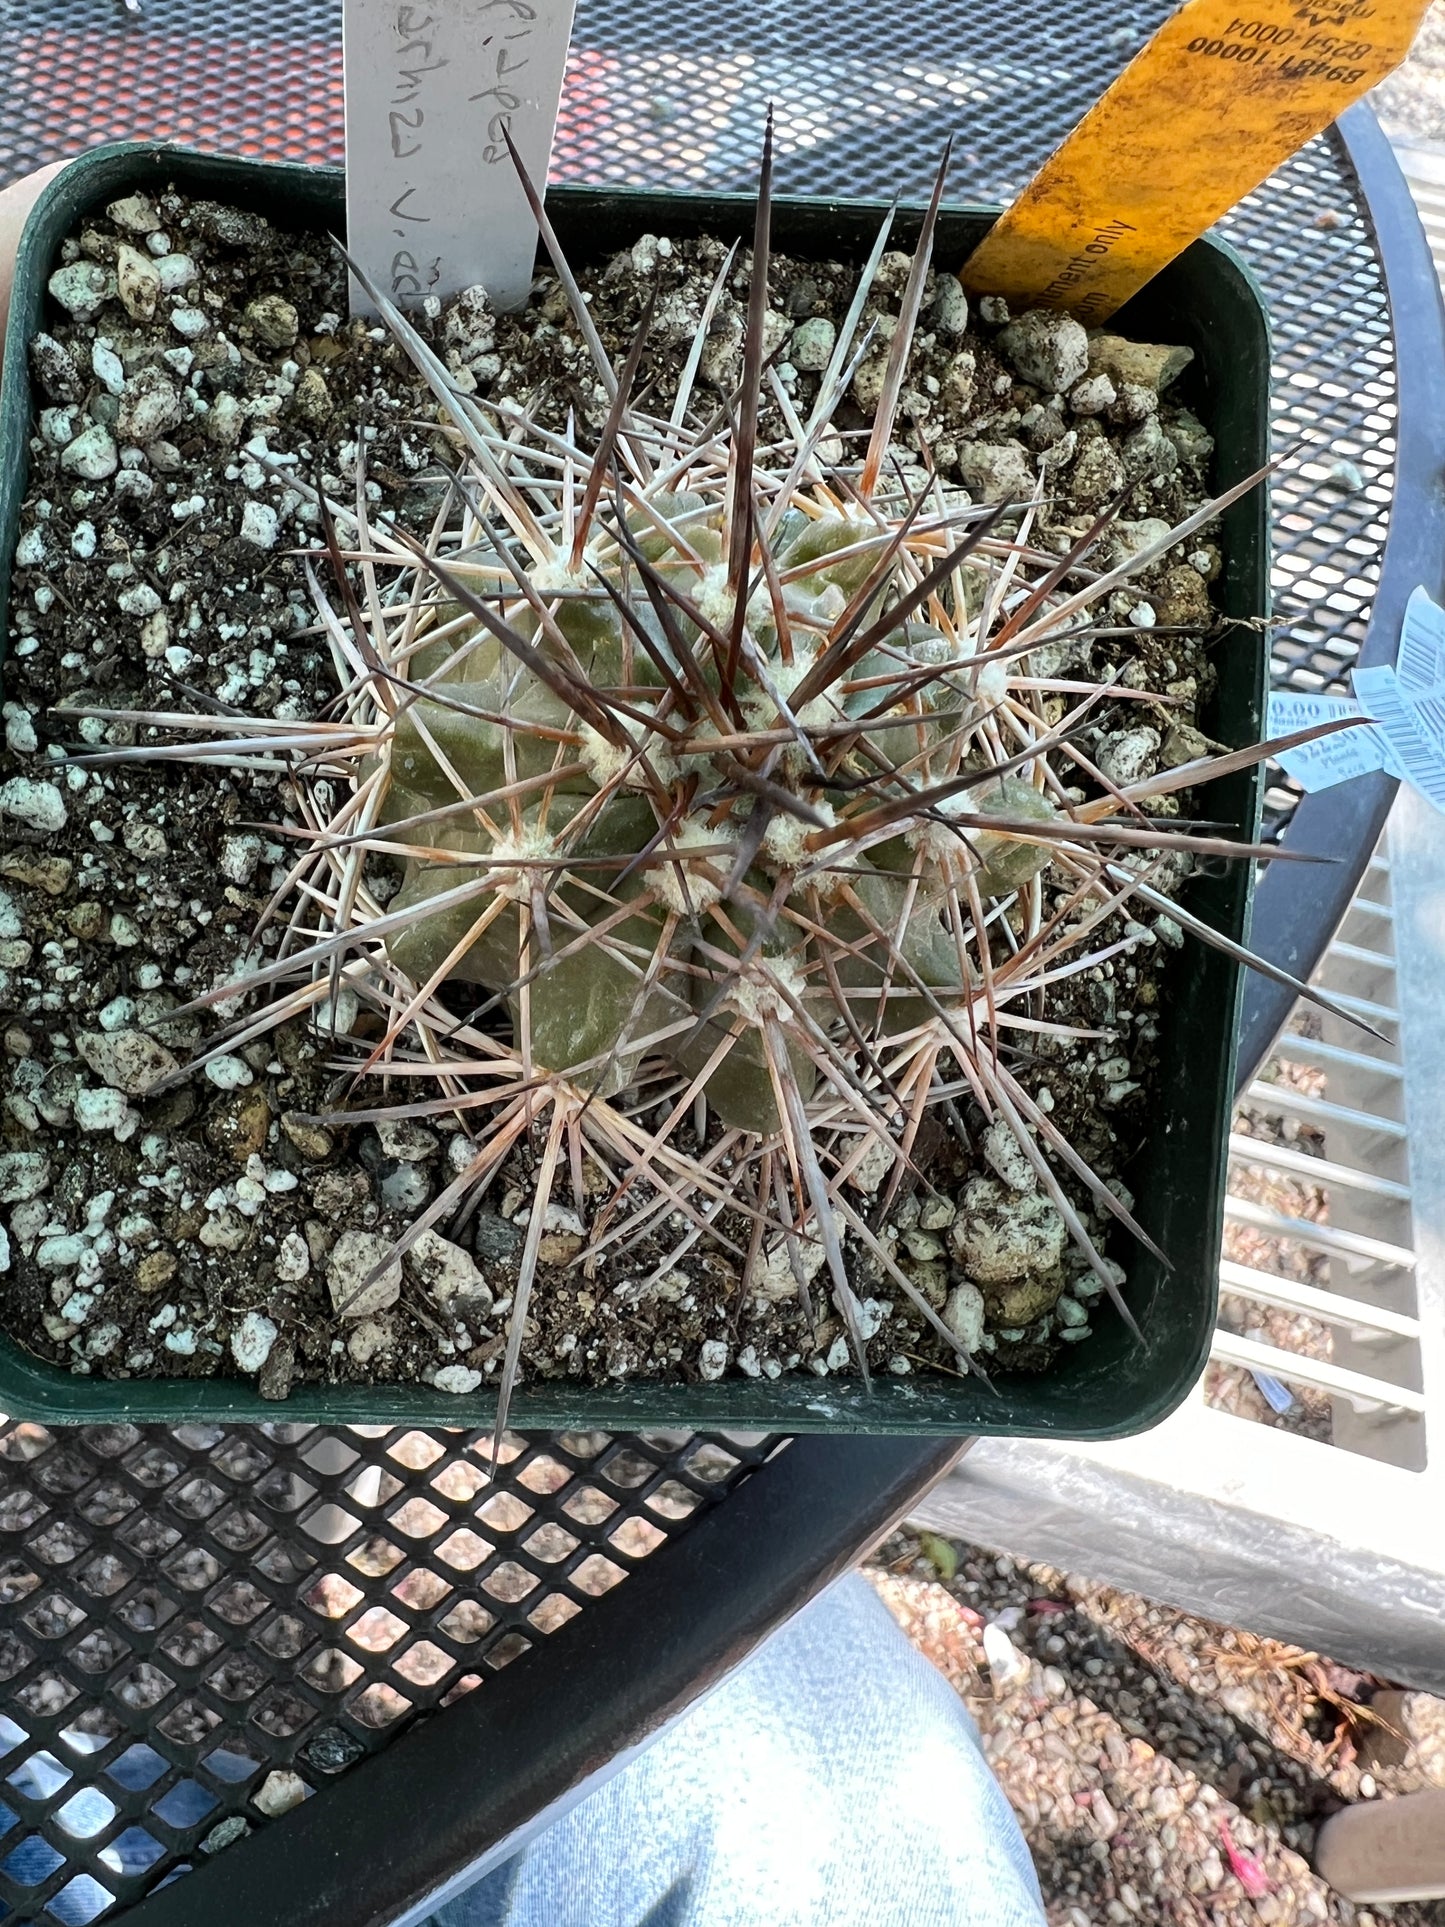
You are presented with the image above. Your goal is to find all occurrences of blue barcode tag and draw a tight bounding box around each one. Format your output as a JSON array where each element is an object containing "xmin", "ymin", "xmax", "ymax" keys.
[{"xmin": 1353, "ymin": 661, "xmax": 1445, "ymax": 810}]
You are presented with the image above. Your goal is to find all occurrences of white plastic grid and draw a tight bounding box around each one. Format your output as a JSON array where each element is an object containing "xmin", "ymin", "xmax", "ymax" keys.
[{"xmin": 921, "ymin": 789, "xmax": 1445, "ymax": 1689}]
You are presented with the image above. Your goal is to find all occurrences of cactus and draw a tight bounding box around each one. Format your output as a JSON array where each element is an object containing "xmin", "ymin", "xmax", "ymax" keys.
[
  {"xmin": 376, "ymin": 487, "xmax": 1013, "ymax": 1133},
  {"xmin": 70, "ymin": 129, "xmax": 1339, "ymax": 1436}
]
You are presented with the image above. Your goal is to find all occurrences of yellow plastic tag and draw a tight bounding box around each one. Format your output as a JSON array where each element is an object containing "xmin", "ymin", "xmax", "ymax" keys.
[{"xmin": 963, "ymin": 0, "xmax": 1431, "ymax": 322}]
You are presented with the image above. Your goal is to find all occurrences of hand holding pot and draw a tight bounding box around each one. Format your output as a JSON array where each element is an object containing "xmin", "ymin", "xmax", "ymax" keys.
[{"xmin": 0, "ymin": 162, "xmax": 68, "ymax": 369}]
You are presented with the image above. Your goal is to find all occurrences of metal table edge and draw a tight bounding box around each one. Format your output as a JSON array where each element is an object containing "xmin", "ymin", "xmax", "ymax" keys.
[
  {"xmin": 1237, "ymin": 101, "xmax": 1445, "ymax": 1086},
  {"xmin": 119, "ymin": 1436, "xmax": 966, "ymax": 1927}
]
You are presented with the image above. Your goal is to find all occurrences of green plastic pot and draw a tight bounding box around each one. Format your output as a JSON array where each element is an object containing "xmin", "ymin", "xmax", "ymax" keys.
[{"xmin": 0, "ymin": 144, "xmax": 1268, "ymax": 1431}]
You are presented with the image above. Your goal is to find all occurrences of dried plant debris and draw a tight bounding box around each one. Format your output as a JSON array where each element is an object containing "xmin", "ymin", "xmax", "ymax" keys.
[{"xmin": 0, "ymin": 155, "xmax": 1315, "ymax": 1405}]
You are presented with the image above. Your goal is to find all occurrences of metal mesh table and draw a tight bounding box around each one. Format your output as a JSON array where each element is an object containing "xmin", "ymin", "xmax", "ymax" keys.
[
  {"xmin": 0, "ymin": 1422, "xmax": 777, "ymax": 1921},
  {"xmin": 0, "ymin": 2, "xmax": 1441, "ymax": 1922}
]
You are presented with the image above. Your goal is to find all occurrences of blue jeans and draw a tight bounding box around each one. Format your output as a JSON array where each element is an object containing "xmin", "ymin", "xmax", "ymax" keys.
[{"xmin": 425, "ymin": 1573, "xmax": 1045, "ymax": 1927}]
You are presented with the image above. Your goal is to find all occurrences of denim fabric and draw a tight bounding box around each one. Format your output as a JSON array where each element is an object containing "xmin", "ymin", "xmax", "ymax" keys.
[
  {"xmin": 3, "ymin": 1575, "xmax": 1043, "ymax": 1926},
  {"xmin": 2, "ymin": 1731, "xmax": 148, "ymax": 1922},
  {"xmin": 425, "ymin": 1573, "xmax": 1045, "ymax": 1927}
]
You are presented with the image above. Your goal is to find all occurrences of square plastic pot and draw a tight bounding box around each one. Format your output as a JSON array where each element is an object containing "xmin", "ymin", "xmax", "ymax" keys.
[{"xmin": 0, "ymin": 143, "xmax": 1269, "ymax": 1432}]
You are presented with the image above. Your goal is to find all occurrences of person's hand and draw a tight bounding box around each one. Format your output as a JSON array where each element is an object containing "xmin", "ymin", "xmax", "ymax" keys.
[{"xmin": 0, "ymin": 162, "xmax": 71, "ymax": 370}]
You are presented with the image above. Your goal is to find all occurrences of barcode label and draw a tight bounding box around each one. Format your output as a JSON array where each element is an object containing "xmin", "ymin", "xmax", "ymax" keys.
[
  {"xmin": 1353, "ymin": 663, "xmax": 1445, "ymax": 810},
  {"xmin": 1397, "ymin": 584, "xmax": 1445, "ymax": 697}
]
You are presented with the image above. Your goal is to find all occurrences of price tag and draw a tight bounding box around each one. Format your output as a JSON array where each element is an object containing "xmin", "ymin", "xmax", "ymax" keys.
[
  {"xmin": 1267, "ymin": 690, "xmax": 1394, "ymax": 790},
  {"xmin": 963, "ymin": 0, "xmax": 1432, "ymax": 322},
  {"xmin": 343, "ymin": 0, "xmax": 577, "ymax": 317}
]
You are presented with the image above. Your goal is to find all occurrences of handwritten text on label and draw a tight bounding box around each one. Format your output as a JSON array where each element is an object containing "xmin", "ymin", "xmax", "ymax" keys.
[{"xmin": 344, "ymin": 0, "xmax": 577, "ymax": 316}]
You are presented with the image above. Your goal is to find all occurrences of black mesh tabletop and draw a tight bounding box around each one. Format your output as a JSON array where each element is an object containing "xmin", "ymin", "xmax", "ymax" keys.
[
  {"xmin": 0, "ymin": 2, "xmax": 1441, "ymax": 1922},
  {"xmin": 0, "ymin": 1421, "xmax": 781, "ymax": 1924}
]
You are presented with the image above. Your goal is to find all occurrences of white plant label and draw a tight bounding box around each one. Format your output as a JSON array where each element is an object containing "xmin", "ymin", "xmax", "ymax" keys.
[{"xmin": 343, "ymin": 0, "xmax": 577, "ymax": 316}]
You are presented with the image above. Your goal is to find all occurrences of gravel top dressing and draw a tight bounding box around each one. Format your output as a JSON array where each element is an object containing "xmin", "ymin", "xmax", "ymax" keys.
[{"xmin": 0, "ymin": 182, "xmax": 1230, "ymax": 1402}]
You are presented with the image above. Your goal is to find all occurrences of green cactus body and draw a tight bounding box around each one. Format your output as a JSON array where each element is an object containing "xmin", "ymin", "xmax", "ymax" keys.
[
  {"xmin": 971, "ymin": 777, "xmax": 1060, "ymax": 897},
  {"xmin": 376, "ymin": 497, "xmax": 984, "ymax": 1129},
  {"xmin": 829, "ymin": 867, "xmax": 969, "ymax": 1037}
]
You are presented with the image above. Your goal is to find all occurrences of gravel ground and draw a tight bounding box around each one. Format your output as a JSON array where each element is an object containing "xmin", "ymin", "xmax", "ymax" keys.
[{"xmin": 868, "ymin": 1530, "xmax": 1445, "ymax": 1925}]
